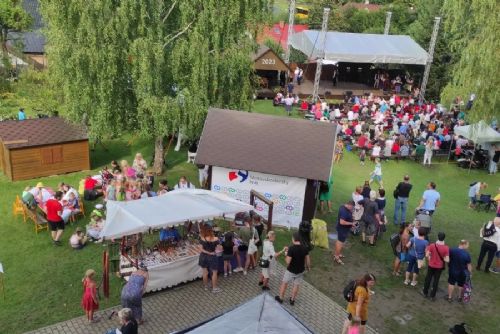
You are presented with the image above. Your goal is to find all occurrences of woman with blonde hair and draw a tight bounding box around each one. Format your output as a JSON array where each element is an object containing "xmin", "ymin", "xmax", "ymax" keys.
[
  {"xmin": 132, "ymin": 153, "xmax": 148, "ymax": 178},
  {"xmin": 258, "ymin": 231, "xmax": 286, "ymax": 290},
  {"xmin": 81, "ymin": 269, "xmax": 99, "ymax": 323},
  {"xmin": 121, "ymin": 160, "xmax": 136, "ymax": 179}
]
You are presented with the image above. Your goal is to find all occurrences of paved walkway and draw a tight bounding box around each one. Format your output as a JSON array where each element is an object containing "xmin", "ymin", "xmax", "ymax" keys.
[{"xmin": 27, "ymin": 265, "xmax": 377, "ymax": 334}]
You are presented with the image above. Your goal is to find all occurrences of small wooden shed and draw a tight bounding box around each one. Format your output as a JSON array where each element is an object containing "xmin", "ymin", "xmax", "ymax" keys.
[{"xmin": 0, "ymin": 117, "xmax": 90, "ymax": 181}]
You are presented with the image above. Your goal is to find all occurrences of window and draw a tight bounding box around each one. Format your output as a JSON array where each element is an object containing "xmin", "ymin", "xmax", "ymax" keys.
[{"xmin": 41, "ymin": 146, "xmax": 63, "ymax": 165}]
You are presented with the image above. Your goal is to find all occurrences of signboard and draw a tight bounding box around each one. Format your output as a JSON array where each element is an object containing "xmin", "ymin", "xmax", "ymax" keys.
[{"xmin": 211, "ymin": 166, "xmax": 307, "ymax": 228}]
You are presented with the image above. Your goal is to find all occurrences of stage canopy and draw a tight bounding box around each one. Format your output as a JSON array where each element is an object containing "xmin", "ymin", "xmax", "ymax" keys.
[
  {"xmin": 290, "ymin": 30, "xmax": 430, "ymax": 65},
  {"xmin": 177, "ymin": 293, "xmax": 314, "ymax": 334},
  {"xmin": 100, "ymin": 189, "xmax": 254, "ymax": 239},
  {"xmin": 455, "ymin": 121, "xmax": 500, "ymax": 144}
]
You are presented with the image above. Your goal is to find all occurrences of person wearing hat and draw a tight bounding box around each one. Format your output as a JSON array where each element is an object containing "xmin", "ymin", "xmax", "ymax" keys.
[
  {"xmin": 334, "ymin": 200, "xmax": 355, "ymax": 265},
  {"xmin": 70, "ymin": 227, "xmax": 88, "ymax": 249},
  {"xmin": 29, "ymin": 182, "xmax": 50, "ymax": 205},
  {"xmin": 86, "ymin": 207, "xmax": 104, "ymax": 241}
]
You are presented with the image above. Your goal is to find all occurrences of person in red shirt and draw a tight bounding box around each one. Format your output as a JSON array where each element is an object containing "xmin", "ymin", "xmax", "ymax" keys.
[
  {"xmin": 84, "ymin": 175, "xmax": 103, "ymax": 201},
  {"xmin": 422, "ymin": 232, "xmax": 450, "ymax": 300},
  {"xmin": 46, "ymin": 191, "xmax": 65, "ymax": 245}
]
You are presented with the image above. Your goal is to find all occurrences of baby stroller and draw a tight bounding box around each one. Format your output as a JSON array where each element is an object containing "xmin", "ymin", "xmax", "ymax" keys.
[{"xmin": 475, "ymin": 194, "xmax": 494, "ymax": 212}]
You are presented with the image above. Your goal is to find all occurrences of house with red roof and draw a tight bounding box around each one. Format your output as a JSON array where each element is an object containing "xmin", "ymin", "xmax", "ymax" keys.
[{"xmin": 257, "ymin": 23, "xmax": 309, "ymax": 50}]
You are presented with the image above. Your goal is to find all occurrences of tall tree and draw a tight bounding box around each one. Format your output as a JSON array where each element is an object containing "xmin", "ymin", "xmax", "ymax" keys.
[
  {"xmin": 406, "ymin": 0, "xmax": 452, "ymax": 101},
  {"xmin": 42, "ymin": 0, "xmax": 270, "ymax": 173},
  {"xmin": 440, "ymin": 0, "xmax": 499, "ymax": 121},
  {"xmin": 0, "ymin": 0, "xmax": 32, "ymax": 54}
]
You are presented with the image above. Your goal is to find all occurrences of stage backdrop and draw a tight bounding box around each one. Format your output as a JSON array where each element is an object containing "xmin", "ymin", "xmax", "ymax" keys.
[{"xmin": 211, "ymin": 166, "xmax": 307, "ymax": 228}]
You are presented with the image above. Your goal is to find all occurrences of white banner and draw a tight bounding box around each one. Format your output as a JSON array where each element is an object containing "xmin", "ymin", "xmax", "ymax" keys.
[{"xmin": 211, "ymin": 166, "xmax": 307, "ymax": 228}]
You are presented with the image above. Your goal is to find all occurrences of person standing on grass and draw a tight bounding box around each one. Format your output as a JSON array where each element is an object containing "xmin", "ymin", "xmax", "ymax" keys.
[
  {"xmin": 369, "ymin": 158, "xmax": 383, "ymax": 188},
  {"xmin": 81, "ymin": 269, "xmax": 99, "ymax": 323},
  {"xmin": 284, "ymin": 93, "xmax": 294, "ymax": 116},
  {"xmin": 446, "ymin": 240, "xmax": 472, "ymax": 303},
  {"xmin": 341, "ymin": 273, "xmax": 376, "ymax": 334},
  {"xmin": 392, "ymin": 223, "xmax": 411, "ymax": 276},
  {"xmin": 422, "ymin": 232, "xmax": 449, "ymax": 301},
  {"xmin": 358, "ymin": 191, "xmax": 380, "ymax": 246},
  {"xmin": 393, "ymin": 175, "xmax": 413, "ymax": 225},
  {"xmin": 476, "ymin": 217, "xmax": 500, "ymax": 273},
  {"xmin": 334, "ymin": 200, "xmax": 355, "ymax": 265},
  {"xmin": 404, "ymin": 227, "xmax": 428, "ymax": 287},
  {"xmin": 46, "ymin": 191, "xmax": 65, "ymax": 246},
  {"xmin": 417, "ymin": 182, "xmax": 440, "ymax": 216},
  {"xmin": 423, "ymin": 137, "xmax": 433, "ymax": 166},
  {"xmin": 275, "ymin": 232, "xmax": 311, "ymax": 306}
]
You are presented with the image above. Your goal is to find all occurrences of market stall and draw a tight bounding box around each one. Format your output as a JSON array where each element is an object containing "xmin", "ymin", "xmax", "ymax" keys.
[{"xmin": 100, "ymin": 189, "xmax": 254, "ymax": 292}]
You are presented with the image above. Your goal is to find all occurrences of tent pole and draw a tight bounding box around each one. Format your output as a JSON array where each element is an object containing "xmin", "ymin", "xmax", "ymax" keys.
[
  {"xmin": 384, "ymin": 12, "xmax": 392, "ymax": 35},
  {"xmin": 312, "ymin": 8, "xmax": 330, "ymax": 102},
  {"xmin": 419, "ymin": 17, "xmax": 441, "ymax": 104},
  {"xmin": 284, "ymin": 0, "xmax": 295, "ymax": 65}
]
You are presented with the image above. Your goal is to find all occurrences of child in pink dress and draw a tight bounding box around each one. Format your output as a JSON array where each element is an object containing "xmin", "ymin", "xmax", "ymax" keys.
[{"xmin": 81, "ymin": 269, "xmax": 99, "ymax": 323}]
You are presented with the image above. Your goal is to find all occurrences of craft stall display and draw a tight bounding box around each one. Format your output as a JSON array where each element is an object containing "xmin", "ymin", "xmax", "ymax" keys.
[{"xmin": 119, "ymin": 231, "xmax": 203, "ymax": 292}]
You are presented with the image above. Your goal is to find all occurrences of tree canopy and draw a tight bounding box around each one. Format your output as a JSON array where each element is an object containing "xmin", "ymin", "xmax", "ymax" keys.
[
  {"xmin": 41, "ymin": 0, "xmax": 270, "ymax": 172},
  {"xmin": 440, "ymin": 0, "xmax": 499, "ymax": 121}
]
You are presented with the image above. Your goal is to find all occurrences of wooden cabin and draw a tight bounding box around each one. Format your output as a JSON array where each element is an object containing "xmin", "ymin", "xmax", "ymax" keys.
[{"xmin": 0, "ymin": 117, "xmax": 90, "ymax": 181}]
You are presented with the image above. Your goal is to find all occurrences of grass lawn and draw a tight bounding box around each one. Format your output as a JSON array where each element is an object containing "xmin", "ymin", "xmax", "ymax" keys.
[
  {"xmin": 0, "ymin": 136, "xmax": 199, "ymax": 334},
  {"xmin": 0, "ymin": 98, "xmax": 499, "ymax": 333}
]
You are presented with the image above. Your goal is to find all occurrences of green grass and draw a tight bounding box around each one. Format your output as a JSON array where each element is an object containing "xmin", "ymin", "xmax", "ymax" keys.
[
  {"xmin": 1, "ymin": 97, "xmax": 499, "ymax": 333},
  {"xmin": 0, "ymin": 136, "xmax": 199, "ymax": 334}
]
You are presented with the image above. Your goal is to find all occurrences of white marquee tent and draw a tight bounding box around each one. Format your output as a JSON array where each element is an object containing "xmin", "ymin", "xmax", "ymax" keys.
[
  {"xmin": 177, "ymin": 293, "xmax": 313, "ymax": 334},
  {"xmin": 454, "ymin": 121, "xmax": 500, "ymax": 144},
  {"xmin": 100, "ymin": 189, "xmax": 254, "ymax": 239},
  {"xmin": 290, "ymin": 30, "xmax": 429, "ymax": 65}
]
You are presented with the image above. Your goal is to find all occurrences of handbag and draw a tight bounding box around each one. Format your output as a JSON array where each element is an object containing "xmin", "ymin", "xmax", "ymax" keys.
[
  {"xmin": 247, "ymin": 228, "xmax": 258, "ymax": 254},
  {"xmin": 258, "ymin": 258, "xmax": 270, "ymax": 268}
]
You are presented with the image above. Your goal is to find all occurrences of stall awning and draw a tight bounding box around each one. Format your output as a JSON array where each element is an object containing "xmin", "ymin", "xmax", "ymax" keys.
[
  {"xmin": 455, "ymin": 121, "xmax": 500, "ymax": 144},
  {"xmin": 290, "ymin": 30, "xmax": 430, "ymax": 65},
  {"xmin": 100, "ymin": 190, "xmax": 254, "ymax": 239}
]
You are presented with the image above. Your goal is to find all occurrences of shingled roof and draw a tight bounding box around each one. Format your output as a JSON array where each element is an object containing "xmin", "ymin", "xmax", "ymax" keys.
[
  {"xmin": 0, "ymin": 117, "xmax": 88, "ymax": 149},
  {"xmin": 195, "ymin": 109, "xmax": 337, "ymax": 181}
]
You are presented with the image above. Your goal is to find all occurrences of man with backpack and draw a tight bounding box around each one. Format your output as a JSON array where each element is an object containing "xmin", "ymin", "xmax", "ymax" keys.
[
  {"xmin": 446, "ymin": 240, "xmax": 472, "ymax": 303},
  {"xmin": 476, "ymin": 217, "xmax": 500, "ymax": 273},
  {"xmin": 422, "ymin": 232, "xmax": 449, "ymax": 301}
]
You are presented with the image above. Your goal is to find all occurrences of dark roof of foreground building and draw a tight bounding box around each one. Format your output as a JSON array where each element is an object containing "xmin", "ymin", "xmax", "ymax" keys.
[
  {"xmin": 195, "ymin": 108, "xmax": 337, "ymax": 181},
  {"xmin": 0, "ymin": 117, "xmax": 88, "ymax": 149}
]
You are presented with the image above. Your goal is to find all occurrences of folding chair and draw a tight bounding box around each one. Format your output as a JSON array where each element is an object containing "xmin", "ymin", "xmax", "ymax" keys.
[
  {"xmin": 70, "ymin": 199, "xmax": 86, "ymax": 223},
  {"xmin": 12, "ymin": 196, "xmax": 26, "ymax": 223},
  {"xmin": 475, "ymin": 194, "xmax": 493, "ymax": 212}
]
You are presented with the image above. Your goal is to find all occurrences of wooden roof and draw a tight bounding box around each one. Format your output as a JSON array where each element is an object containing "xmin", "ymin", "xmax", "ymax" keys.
[
  {"xmin": 195, "ymin": 108, "xmax": 337, "ymax": 181},
  {"xmin": 253, "ymin": 45, "xmax": 290, "ymax": 72},
  {"xmin": 0, "ymin": 117, "xmax": 88, "ymax": 149}
]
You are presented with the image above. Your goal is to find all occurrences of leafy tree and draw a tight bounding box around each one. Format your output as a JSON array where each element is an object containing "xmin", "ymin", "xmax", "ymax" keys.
[
  {"xmin": 41, "ymin": 0, "xmax": 270, "ymax": 173},
  {"xmin": 0, "ymin": 0, "xmax": 32, "ymax": 92},
  {"xmin": 440, "ymin": 0, "xmax": 499, "ymax": 121}
]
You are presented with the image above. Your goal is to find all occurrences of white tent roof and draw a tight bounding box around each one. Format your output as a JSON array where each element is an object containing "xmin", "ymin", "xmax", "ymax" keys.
[
  {"xmin": 455, "ymin": 121, "xmax": 500, "ymax": 144},
  {"xmin": 180, "ymin": 293, "xmax": 313, "ymax": 334},
  {"xmin": 290, "ymin": 30, "xmax": 429, "ymax": 65},
  {"xmin": 100, "ymin": 189, "xmax": 254, "ymax": 239}
]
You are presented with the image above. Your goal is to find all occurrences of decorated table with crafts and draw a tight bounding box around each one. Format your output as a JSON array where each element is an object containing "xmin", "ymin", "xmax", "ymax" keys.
[{"xmin": 120, "ymin": 235, "xmax": 203, "ymax": 293}]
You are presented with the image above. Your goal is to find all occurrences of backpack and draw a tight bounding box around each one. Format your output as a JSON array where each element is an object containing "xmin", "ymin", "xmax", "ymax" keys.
[
  {"xmin": 390, "ymin": 233, "xmax": 401, "ymax": 251},
  {"xmin": 343, "ymin": 280, "xmax": 357, "ymax": 302},
  {"xmin": 481, "ymin": 222, "xmax": 496, "ymax": 238},
  {"xmin": 449, "ymin": 323, "xmax": 470, "ymax": 334}
]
